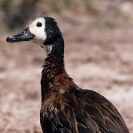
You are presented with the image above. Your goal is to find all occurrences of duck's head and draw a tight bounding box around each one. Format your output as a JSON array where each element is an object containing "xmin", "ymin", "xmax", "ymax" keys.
[{"xmin": 6, "ymin": 17, "xmax": 64, "ymax": 54}]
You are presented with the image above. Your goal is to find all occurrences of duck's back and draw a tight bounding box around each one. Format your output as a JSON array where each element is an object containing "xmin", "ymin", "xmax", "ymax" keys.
[{"xmin": 40, "ymin": 88, "xmax": 129, "ymax": 133}]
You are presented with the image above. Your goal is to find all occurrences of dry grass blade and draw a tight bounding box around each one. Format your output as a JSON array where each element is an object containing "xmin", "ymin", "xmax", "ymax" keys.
[{"xmin": 2, "ymin": 119, "xmax": 13, "ymax": 133}]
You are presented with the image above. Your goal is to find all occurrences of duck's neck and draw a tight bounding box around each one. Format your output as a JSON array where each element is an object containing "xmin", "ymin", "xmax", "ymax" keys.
[{"xmin": 41, "ymin": 38, "xmax": 75, "ymax": 102}]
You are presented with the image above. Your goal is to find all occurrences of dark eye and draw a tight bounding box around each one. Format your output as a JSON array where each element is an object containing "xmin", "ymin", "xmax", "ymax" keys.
[{"xmin": 36, "ymin": 22, "xmax": 42, "ymax": 27}]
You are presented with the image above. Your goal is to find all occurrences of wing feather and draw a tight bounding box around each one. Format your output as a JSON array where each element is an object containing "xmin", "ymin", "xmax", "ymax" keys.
[{"xmin": 40, "ymin": 89, "xmax": 129, "ymax": 133}]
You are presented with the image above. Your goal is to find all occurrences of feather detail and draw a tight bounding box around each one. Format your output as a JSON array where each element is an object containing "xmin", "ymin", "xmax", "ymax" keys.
[{"xmin": 40, "ymin": 88, "xmax": 129, "ymax": 133}]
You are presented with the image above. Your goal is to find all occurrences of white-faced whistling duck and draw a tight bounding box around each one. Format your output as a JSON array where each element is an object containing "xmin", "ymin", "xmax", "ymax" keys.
[{"xmin": 6, "ymin": 17, "xmax": 129, "ymax": 133}]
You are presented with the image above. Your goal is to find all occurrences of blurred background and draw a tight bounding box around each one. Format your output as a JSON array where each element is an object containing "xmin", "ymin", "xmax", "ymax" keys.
[{"xmin": 0, "ymin": 0, "xmax": 133, "ymax": 132}]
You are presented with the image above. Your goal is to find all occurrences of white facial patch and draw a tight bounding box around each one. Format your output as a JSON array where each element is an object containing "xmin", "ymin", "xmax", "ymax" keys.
[
  {"xmin": 27, "ymin": 17, "xmax": 53, "ymax": 54},
  {"xmin": 28, "ymin": 17, "xmax": 47, "ymax": 45}
]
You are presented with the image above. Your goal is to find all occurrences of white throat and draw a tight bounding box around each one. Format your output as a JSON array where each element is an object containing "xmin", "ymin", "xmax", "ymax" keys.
[{"xmin": 44, "ymin": 45, "xmax": 53, "ymax": 54}]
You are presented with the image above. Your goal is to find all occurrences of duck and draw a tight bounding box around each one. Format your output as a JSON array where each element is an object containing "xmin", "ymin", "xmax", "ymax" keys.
[{"xmin": 6, "ymin": 17, "xmax": 129, "ymax": 133}]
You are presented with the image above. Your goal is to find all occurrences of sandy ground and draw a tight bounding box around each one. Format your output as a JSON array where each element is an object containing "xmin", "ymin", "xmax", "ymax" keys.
[{"xmin": 0, "ymin": 26, "xmax": 133, "ymax": 132}]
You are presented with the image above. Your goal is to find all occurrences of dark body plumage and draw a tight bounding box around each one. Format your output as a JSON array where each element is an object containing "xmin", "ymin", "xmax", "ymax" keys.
[
  {"xmin": 40, "ymin": 52, "xmax": 129, "ymax": 133},
  {"xmin": 6, "ymin": 17, "xmax": 129, "ymax": 133}
]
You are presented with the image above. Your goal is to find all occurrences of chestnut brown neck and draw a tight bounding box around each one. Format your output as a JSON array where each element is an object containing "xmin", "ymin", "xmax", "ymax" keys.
[{"xmin": 41, "ymin": 53, "xmax": 76, "ymax": 102}]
